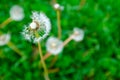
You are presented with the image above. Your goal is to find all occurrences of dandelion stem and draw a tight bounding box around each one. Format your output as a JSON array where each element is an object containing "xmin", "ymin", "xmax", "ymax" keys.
[
  {"xmin": 43, "ymin": 52, "xmax": 52, "ymax": 61},
  {"xmin": 48, "ymin": 68, "xmax": 59, "ymax": 73},
  {"xmin": 63, "ymin": 35, "xmax": 73, "ymax": 46},
  {"xmin": 52, "ymin": 0, "xmax": 56, "ymax": 4},
  {"xmin": 50, "ymin": 55, "xmax": 58, "ymax": 67},
  {"xmin": 56, "ymin": 10, "xmax": 62, "ymax": 39},
  {"xmin": 42, "ymin": 52, "xmax": 57, "ymax": 68},
  {"xmin": 39, "ymin": 52, "xmax": 51, "ymax": 69},
  {"xmin": 0, "ymin": 17, "xmax": 12, "ymax": 28},
  {"xmin": 37, "ymin": 42, "xmax": 50, "ymax": 80},
  {"xmin": 7, "ymin": 41, "xmax": 24, "ymax": 57}
]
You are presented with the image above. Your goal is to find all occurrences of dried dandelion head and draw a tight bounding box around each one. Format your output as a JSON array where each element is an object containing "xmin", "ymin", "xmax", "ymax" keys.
[
  {"xmin": 10, "ymin": 5, "xmax": 24, "ymax": 21},
  {"xmin": 71, "ymin": 27, "xmax": 84, "ymax": 42},
  {"xmin": 22, "ymin": 11, "xmax": 51, "ymax": 43},
  {"xmin": 46, "ymin": 37, "xmax": 63, "ymax": 55},
  {"xmin": 0, "ymin": 34, "xmax": 10, "ymax": 46}
]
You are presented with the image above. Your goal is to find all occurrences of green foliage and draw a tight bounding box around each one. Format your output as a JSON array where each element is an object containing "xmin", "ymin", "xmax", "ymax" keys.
[{"xmin": 0, "ymin": 0, "xmax": 120, "ymax": 80}]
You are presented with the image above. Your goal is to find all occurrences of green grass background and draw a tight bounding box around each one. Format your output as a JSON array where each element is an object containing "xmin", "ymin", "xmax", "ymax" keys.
[{"xmin": 0, "ymin": 0, "xmax": 120, "ymax": 80}]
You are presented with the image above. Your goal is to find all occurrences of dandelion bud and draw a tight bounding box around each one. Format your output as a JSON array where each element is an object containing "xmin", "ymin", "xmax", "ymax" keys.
[
  {"xmin": 0, "ymin": 34, "xmax": 10, "ymax": 46},
  {"xmin": 54, "ymin": 4, "xmax": 60, "ymax": 9},
  {"xmin": 53, "ymin": 3, "xmax": 64, "ymax": 11},
  {"xmin": 71, "ymin": 27, "xmax": 84, "ymax": 42},
  {"xmin": 22, "ymin": 11, "xmax": 51, "ymax": 43},
  {"xmin": 10, "ymin": 5, "xmax": 24, "ymax": 21},
  {"xmin": 46, "ymin": 37, "xmax": 63, "ymax": 55}
]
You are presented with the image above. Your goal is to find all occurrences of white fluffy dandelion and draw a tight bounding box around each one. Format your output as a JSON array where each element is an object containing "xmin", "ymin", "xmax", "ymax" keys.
[
  {"xmin": 71, "ymin": 27, "xmax": 84, "ymax": 42},
  {"xmin": 10, "ymin": 5, "xmax": 24, "ymax": 21},
  {"xmin": 63, "ymin": 27, "xmax": 84, "ymax": 46},
  {"xmin": 0, "ymin": 34, "xmax": 10, "ymax": 46},
  {"xmin": 22, "ymin": 11, "xmax": 51, "ymax": 43},
  {"xmin": 46, "ymin": 37, "xmax": 63, "ymax": 55},
  {"xmin": 53, "ymin": 3, "xmax": 64, "ymax": 11}
]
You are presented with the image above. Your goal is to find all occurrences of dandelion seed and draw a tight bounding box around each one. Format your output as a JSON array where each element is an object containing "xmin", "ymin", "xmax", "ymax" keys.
[
  {"xmin": 53, "ymin": 3, "xmax": 64, "ymax": 11},
  {"xmin": 0, "ymin": 34, "xmax": 10, "ymax": 46},
  {"xmin": 71, "ymin": 27, "xmax": 84, "ymax": 42},
  {"xmin": 22, "ymin": 11, "xmax": 51, "ymax": 43},
  {"xmin": 46, "ymin": 37, "xmax": 63, "ymax": 55},
  {"xmin": 10, "ymin": 5, "xmax": 24, "ymax": 21}
]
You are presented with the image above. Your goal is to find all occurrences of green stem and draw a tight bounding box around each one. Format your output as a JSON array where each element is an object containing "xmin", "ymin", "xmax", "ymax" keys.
[
  {"xmin": 0, "ymin": 17, "xmax": 12, "ymax": 28},
  {"xmin": 52, "ymin": 0, "xmax": 56, "ymax": 4},
  {"xmin": 56, "ymin": 10, "xmax": 62, "ymax": 39},
  {"xmin": 63, "ymin": 35, "xmax": 73, "ymax": 46},
  {"xmin": 37, "ymin": 42, "xmax": 50, "ymax": 80},
  {"xmin": 7, "ymin": 41, "xmax": 24, "ymax": 57}
]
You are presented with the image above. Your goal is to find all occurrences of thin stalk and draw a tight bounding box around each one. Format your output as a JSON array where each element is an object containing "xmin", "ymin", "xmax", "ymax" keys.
[
  {"xmin": 7, "ymin": 41, "xmax": 24, "ymax": 57},
  {"xmin": 49, "ymin": 55, "xmax": 58, "ymax": 67},
  {"xmin": 39, "ymin": 52, "xmax": 51, "ymax": 68},
  {"xmin": 48, "ymin": 68, "xmax": 59, "ymax": 73},
  {"xmin": 63, "ymin": 35, "xmax": 73, "ymax": 46},
  {"xmin": 42, "ymin": 53, "xmax": 57, "ymax": 68},
  {"xmin": 37, "ymin": 42, "xmax": 50, "ymax": 80},
  {"xmin": 0, "ymin": 17, "xmax": 12, "ymax": 28},
  {"xmin": 52, "ymin": 0, "xmax": 56, "ymax": 4},
  {"xmin": 43, "ymin": 52, "xmax": 51, "ymax": 61},
  {"xmin": 50, "ymin": 9, "xmax": 62, "ymax": 66},
  {"xmin": 56, "ymin": 10, "xmax": 62, "ymax": 39}
]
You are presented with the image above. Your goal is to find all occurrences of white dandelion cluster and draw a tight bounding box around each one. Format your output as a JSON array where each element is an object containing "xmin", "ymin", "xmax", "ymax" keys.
[
  {"xmin": 0, "ymin": 2, "xmax": 87, "ymax": 79},
  {"xmin": 46, "ymin": 37, "xmax": 63, "ymax": 55},
  {"xmin": 0, "ymin": 34, "xmax": 10, "ymax": 46},
  {"xmin": 71, "ymin": 27, "xmax": 84, "ymax": 42},
  {"xmin": 10, "ymin": 5, "xmax": 24, "ymax": 21},
  {"xmin": 22, "ymin": 11, "xmax": 51, "ymax": 43}
]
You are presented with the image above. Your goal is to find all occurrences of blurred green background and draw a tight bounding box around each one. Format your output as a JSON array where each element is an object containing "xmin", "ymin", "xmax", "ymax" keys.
[{"xmin": 0, "ymin": 0, "xmax": 120, "ymax": 80}]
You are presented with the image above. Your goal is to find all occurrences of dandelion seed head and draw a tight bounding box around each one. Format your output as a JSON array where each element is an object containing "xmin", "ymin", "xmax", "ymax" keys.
[
  {"xmin": 10, "ymin": 5, "xmax": 24, "ymax": 21},
  {"xmin": 46, "ymin": 37, "xmax": 63, "ymax": 55},
  {"xmin": 72, "ymin": 27, "xmax": 84, "ymax": 42},
  {"xmin": 0, "ymin": 34, "xmax": 10, "ymax": 46},
  {"xmin": 22, "ymin": 11, "xmax": 51, "ymax": 43}
]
